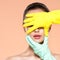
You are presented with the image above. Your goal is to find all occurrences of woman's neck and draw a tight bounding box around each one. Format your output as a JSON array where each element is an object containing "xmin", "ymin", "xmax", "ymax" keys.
[{"xmin": 20, "ymin": 46, "xmax": 35, "ymax": 56}]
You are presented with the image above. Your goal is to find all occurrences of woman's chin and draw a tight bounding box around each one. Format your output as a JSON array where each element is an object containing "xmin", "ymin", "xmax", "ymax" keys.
[{"xmin": 34, "ymin": 39, "xmax": 41, "ymax": 43}]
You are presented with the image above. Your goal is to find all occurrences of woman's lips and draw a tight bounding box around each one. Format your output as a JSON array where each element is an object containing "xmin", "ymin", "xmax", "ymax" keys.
[{"xmin": 33, "ymin": 35, "xmax": 41, "ymax": 39}]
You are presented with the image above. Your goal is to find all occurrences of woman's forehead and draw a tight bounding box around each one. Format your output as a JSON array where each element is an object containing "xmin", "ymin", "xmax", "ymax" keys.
[{"xmin": 26, "ymin": 8, "xmax": 44, "ymax": 14}]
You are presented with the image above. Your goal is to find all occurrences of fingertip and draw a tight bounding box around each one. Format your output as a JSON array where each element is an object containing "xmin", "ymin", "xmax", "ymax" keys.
[
  {"xmin": 26, "ymin": 13, "xmax": 35, "ymax": 17},
  {"xmin": 26, "ymin": 13, "xmax": 32, "ymax": 17},
  {"xmin": 23, "ymin": 24, "xmax": 26, "ymax": 28}
]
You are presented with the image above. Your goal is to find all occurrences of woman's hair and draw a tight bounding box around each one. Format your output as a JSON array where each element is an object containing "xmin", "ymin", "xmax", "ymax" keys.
[{"xmin": 23, "ymin": 2, "xmax": 50, "ymax": 20}]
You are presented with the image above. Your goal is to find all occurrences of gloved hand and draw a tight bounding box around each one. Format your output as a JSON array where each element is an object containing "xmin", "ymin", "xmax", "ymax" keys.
[
  {"xmin": 23, "ymin": 10, "xmax": 60, "ymax": 36},
  {"xmin": 23, "ymin": 12, "xmax": 52, "ymax": 36},
  {"xmin": 26, "ymin": 35, "xmax": 56, "ymax": 60}
]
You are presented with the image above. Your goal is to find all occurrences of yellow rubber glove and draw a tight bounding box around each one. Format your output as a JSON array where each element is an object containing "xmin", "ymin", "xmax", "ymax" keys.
[
  {"xmin": 23, "ymin": 10, "xmax": 60, "ymax": 36},
  {"xmin": 49, "ymin": 10, "xmax": 60, "ymax": 24}
]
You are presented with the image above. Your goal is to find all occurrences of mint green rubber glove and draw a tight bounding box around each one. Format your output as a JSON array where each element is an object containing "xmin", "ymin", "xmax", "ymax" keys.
[{"xmin": 26, "ymin": 35, "xmax": 56, "ymax": 60}]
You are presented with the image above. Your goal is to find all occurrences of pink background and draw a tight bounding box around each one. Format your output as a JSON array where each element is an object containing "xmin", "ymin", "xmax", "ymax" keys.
[{"xmin": 0, "ymin": 0, "xmax": 60, "ymax": 60}]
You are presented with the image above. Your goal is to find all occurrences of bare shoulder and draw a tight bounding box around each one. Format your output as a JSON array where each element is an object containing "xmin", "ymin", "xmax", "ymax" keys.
[
  {"xmin": 54, "ymin": 54, "xmax": 60, "ymax": 60},
  {"xmin": 6, "ymin": 55, "xmax": 23, "ymax": 60},
  {"xmin": 6, "ymin": 49, "xmax": 41, "ymax": 60},
  {"xmin": 6, "ymin": 52, "xmax": 27, "ymax": 60},
  {"xmin": 6, "ymin": 55, "xmax": 37, "ymax": 60},
  {"xmin": 6, "ymin": 50, "xmax": 27, "ymax": 60},
  {"xmin": 6, "ymin": 53, "xmax": 36, "ymax": 60}
]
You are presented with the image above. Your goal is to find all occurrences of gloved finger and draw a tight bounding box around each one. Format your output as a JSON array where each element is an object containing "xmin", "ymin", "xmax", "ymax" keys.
[
  {"xmin": 26, "ymin": 13, "xmax": 36, "ymax": 17},
  {"xmin": 43, "ymin": 28, "xmax": 49, "ymax": 44},
  {"xmin": 44, "ymin": 36, "xmax": 48, "ymax": 44},
  {"xmin": 23, "ymin": 22, "xmax": 33, "ymax": 28},
  {"xmin": 26, "ymin": 35, "xmax": 37, "ymax": 48},
  {"xmin": 44, "ymin": 28, "xmax": 49, "ymax": 37},
  {"xmin": 24, "ymin": 18, "xmax": 34, "ymax": 23},
  {"xmin": 26, "ymin": 26, "xmax": 39, "ymax": 34}
]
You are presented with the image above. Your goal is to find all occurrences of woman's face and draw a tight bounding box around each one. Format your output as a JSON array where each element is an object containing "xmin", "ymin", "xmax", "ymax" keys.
[{"xmin": 24, "ymin": 9, "xmax": 45, "ymax": 43}]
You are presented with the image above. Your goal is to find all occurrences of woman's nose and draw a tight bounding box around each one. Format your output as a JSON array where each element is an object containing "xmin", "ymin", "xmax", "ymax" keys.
[{"xmin": 34, "ymin": 29, "xmax": 39, "ymax": 32}]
